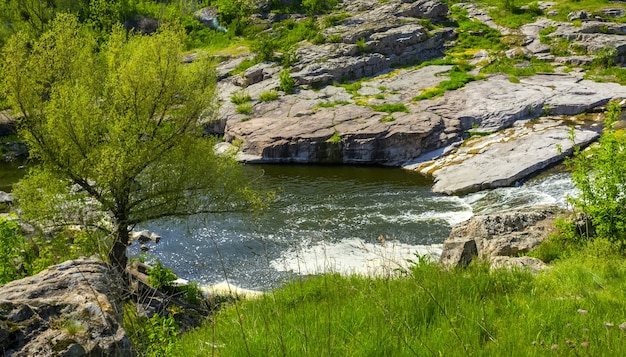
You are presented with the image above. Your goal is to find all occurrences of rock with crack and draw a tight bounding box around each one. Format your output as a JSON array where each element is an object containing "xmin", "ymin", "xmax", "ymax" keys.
[
  {"xmin": 226, "ymin": 103, "xmax": 451, "ymax": 165},
  {"xmin": 439, "ymin": 206, "xmax": 559, "ymax": 268},
  {"xmin": 420, "ymin": 74, "xmax": 626, "ymax": 133},
  {"xmin": 406, "ymin": 118, "xmax": 600, "ymax": 195},
  {"xmin": 0, "ymin": 259, "xmax": 132, "ymax": 357}
]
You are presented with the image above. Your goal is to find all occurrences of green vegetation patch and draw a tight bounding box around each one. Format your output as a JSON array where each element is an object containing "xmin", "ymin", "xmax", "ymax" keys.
[
  {"xmin": 481, "ymin": 56, "xmax": 554, "ymax": 77},
  {"xmin": 230, "ymin": 91, "xmax": 251, "ymax": 105},
  {"xmin": 370, "ymin": 103, "xmax": 408, "ymax": 114},
  {"xmin": 178, "ymin": 241, "xmax": 626, "ymax": 356},
  {"xmin": 318, "ymin": 100, "xmax": 350, "ymax": 108},
  {"xmin": 414, "ymin": 65, "xmax": 483, "ymax": 101},
  {"xmin": 258, "ymin": 90, "xmax": 279, "ymax": 102}
]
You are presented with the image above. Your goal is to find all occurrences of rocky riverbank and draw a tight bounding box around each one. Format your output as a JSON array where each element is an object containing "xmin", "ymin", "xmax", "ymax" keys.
[{"xmin": 209, "ymin": 0, "xmax": 626, "ymax": 195}]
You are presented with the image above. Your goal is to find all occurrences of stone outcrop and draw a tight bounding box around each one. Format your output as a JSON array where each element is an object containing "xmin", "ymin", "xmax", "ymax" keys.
[
  {"xmin": 291, "ymin": 0, "xmax": 452, "ymax": 86},
  {"xmin": 405, "ymin": 117, "xmax": 600, "ymax": 195},
  {"xmin": 439, "ymin": 206, "xmax": 558, "ymax": 268},
  {"xmin": 0, "ymin": 259, "xmax": 132, "ymax": 356},
  {"xmin": 202, "ymin": 0, "xmax": 626, "ymax": 194},
  {"xmin": 420, "ymin": 74, "xmax": 626, "ymax": 133}
]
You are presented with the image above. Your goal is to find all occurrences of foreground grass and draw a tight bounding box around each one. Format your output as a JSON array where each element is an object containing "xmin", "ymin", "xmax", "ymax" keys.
[{"xmin": 177, "ymin": 239, "xmax": 626, "ymax": 356}]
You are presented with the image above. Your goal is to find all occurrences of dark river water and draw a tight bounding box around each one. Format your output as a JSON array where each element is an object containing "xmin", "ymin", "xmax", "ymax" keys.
[{"xmin": 0, "ymin": 161, "xmax": 575, "ymax": 291}]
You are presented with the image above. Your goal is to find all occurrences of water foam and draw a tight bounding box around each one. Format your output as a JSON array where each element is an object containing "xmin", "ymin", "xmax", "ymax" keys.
[{"xmin": 270, "ymin": 238, "xmax": 443, "ymax": 277}]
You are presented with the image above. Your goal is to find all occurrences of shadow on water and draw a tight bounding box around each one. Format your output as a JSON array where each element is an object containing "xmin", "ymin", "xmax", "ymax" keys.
[{"xmin": 0, "ymin": 159, "xmax": 28, "ymax": 192}]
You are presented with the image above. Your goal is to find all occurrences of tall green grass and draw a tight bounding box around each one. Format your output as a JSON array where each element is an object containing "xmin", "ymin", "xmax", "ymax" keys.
[{"xmin": 177, "ymin": 239, "xmax": 626, "ymax": 356}]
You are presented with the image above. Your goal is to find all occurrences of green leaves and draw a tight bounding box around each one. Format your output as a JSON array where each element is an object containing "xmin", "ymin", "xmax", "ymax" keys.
[
  {"xmin": 568, "ymin": 101, "xmax": 626, "ymax": 244},
  {"xmin": 2, "ymin": 13, "xmax": 265, "ymax": 271}
]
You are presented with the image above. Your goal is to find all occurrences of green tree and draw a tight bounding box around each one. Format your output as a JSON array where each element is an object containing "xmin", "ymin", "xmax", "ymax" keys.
[
  {"xmin": 1, "ymin": 14, "xmax": 264, "ymax": 273},
  {"xmin": 568, "ymin": 102, "xmax": 626, "ymax": 245}
]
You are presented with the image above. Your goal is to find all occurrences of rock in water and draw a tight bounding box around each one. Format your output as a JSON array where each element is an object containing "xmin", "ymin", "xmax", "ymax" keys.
[
  {"xmin": 440, "ymin": 206, "xmax": 558, "ymax": 268},
  {"xmin": 0, "ymin": 259, "xmax": 132, "ymax": 356}
]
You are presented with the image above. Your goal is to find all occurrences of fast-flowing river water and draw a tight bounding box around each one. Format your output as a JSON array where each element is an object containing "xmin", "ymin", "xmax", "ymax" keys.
[
  {"xmin": 127, "ymin": 165, "xmax": 576, "ymax": 291},
  {"xmin": 0, "ymin": 161, "xmax": 575, "ymax": 291}
]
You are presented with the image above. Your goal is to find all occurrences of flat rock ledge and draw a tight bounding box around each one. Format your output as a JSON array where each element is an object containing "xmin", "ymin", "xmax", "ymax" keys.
[
  {"xmin": 0, "ymin": 259, "xmax": 132, "ymax": 357},
  {"xmin": 405, "ymin": 116, "xmax": 601, "ymax": 195},
  {"xmin": 439, "ymin": 206, "xmax": 559, "ymax": 271}
]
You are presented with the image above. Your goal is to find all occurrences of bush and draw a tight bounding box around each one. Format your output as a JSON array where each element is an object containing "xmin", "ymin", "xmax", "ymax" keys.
[
  {"xmin": 568, "ymin": 102, "xmax": 626, "ymax": 245},
  {"xmin": 147, "ymin": 260, "xmax": 178, "ymax": 290},
  {"xmin": 258, "ymin": 90, "xmax": 279, "ymax": 102},
  {"xmin": 370, "ymin": 103, "xmax": 408, "ymax": 114},
  {"xmin": 279, "ymin": 68, "xmax": 295, "ymax": 94},
  {"xmin": 236, "ymin": 103, "xmax": 254, "ymax": 114},
  {"xmin": 230, "ymin": 91, "xmax": 251, "ymax": 104},
  {"xmin": 0, "ymin": 218, "xmax": 27, "ymax": 284}
]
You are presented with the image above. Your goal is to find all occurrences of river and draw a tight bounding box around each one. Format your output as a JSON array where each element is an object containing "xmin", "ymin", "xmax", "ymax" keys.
[
  {"xmin": 0, "ymin": 161, "xmax": 575, "ymax": 291},
  {"xmin": 128, "ymin": 165, "xmax": 576, "ymax": 291}
]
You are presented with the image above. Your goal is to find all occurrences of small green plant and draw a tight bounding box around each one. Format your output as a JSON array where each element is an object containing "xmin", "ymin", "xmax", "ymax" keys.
[
  {"xmin": 328, "ymin": 34, "xmax": 342, "ymax": 43},
  {"xmin": 61, "ymin": 319, "xmax": 83, "ymax": 336},
  {"xmin": 538, "ymin": 25, "xmax": 557, "ymax": 44},
  {"xmin": 144, "ymin": 314, "xmax": 179, "ymax": 357},
  {"xmin": 355, "ymin": 38, "xmax": 367, "ymax": 52},
  {"xmin": 279, "ymin": 69, "xmax": 296, "ymax": 94},
  {"xmin": 318, "ymin": 100, "xmax": 350, "ymax": 108},
  {"xmin": 374, "ymin": 93, "xmax": 385, "ymax": 99},
  {"xmin": 379, "ymin": 115, "xmax": 395, "ymax": 123},
  {"xmin": 147, "ymin": 260, "xmax": 178, "ymax": 290},
  {"xmin": 181, "ymin": 281, "xmax": 202, "ymax": 305},
  {"xmin": 236, "ymin": 103, "xmax": 254, "ymax": 114},
  {"xmin": 339, "ymin": 81, "xmax": 362, "ymax": 96},
  {"xmin": 322, "ymin": 13, "xmax": 351, "ymax": 28},
  {"xmin": 414, "ymin": 65, "xmax": 482, "ymax": 101},
  {"xmin": 370, "ymin": 103, "xmax": 409, "ymax": 114},
  {"xmin": 327, "ymin": 132, "xmax": 341, "ymax": 143},
  {"xmin": 230, "ymin": 58, "xmax": 257, "ymax": 76},
  {"xmin": 230, "ymin": 91, "xmax": 251, "ymax": 104},
  {"xmin": 258, "ymin": 90, "xmax": 279, "ymax": 102}
]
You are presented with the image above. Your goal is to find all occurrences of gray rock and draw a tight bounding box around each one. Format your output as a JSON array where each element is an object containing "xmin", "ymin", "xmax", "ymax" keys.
[
  {"xmin": 439, "ymin": 238, "xmax": 477, "ymax": 267},
  {"xmin": 0, "ymin": 259, "xmax": 132, "ymax": 356},
  {"xmin": 422, "ymin": 74, "xmax": 626, "ymax": 133},
  {"xmin": 490, "ymin": 256, "xmax": 547, "ymax": 273},
  {"xmin": 568, "ymin": 10, "xmax": 591, "ymax": 21},
  {"xmin": 412, "ymin": 118, "xmax": 600, "ymax": 195},
  {"xmin": 0, "ymin": 191, "xmax": 12, "ymax": 205},
  {"xmin": 226, "ymin": 103, "xmax": 449, "ymax": 165},
  {"xmin": 601, "ymin": 8, "xmax": 626, "ymax": 19},
  {"xmin": 243, "ymin": 62, "xmax": 280, "ymax": 86},
  {"xmin": 440, "ymin": 206, "xmax": 558, "ymax": 268}
]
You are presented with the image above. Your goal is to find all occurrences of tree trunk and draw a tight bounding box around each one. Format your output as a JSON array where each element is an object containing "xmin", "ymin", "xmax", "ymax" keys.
[{"xmin": 109, "ymin": 224, "xmax": 129, "ymax": 275}]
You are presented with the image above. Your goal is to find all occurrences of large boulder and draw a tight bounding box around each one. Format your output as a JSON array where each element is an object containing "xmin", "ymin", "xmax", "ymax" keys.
[
  {"xmin": 0, "ymin": 259, "xmax": 132, "ymax": 356},
  {"xmin": 439, "ymin": 206, "xmax": 559, "ymax": 268}
]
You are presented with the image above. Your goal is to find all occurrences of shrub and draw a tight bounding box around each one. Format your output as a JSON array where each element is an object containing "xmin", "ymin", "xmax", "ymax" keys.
[
  {"xmin": 147, "ymin": 260, "xmax": 178, "ymax": 290},
  {"xmin": 0, "ymin": 218, "xmax": 27, "ymax": 284},
  {"xmin": 279, "ymin": 69, "xmax": 296, "ymax": 94},
  {"xmin": 230, "ymin": 91, "xmax": 251, "ymax": 104},
  {"xmin": 370, "ymin": 103, "xmax": 408, "ymax": 114},
  {"xmin": 567, "ymin": 102, "xmax": 626, "ymax": 245},
  {"xmin": 236, "ymin": 103, "xmax": 254, "ymax": 114},
  {"xmin": 258, "ymin": 90, "xmax": 279, "ymax": 102}
]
